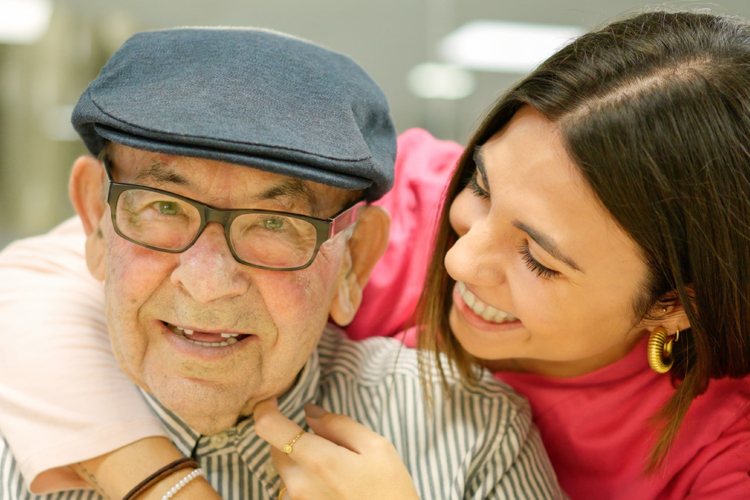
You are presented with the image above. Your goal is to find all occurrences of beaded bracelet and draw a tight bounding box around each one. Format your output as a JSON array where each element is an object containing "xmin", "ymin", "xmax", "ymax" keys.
[{"xmin": 160, "ymin": 468, "xmax": 206, "ymax": 500}]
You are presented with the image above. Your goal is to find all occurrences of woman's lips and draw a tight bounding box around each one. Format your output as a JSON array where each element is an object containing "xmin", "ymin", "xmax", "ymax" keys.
[
  {"xmin": 452, "ymin": 283, "xmax": 524, "ymax": 332},
  {"xmin": 456, "ymin": 281, "xmax": 517, "ymax": 323}
]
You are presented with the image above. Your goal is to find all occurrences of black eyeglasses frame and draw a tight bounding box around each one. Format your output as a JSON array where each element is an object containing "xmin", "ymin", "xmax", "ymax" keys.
[{"xmin": 103, "ymin": 163, "xmax": 365, "ymax": 271}]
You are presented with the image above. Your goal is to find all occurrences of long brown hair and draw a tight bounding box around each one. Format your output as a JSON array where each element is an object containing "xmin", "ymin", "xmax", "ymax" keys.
[{"xmin": 417, "ymin": 10, "xmax": 750, "ymax": 470}]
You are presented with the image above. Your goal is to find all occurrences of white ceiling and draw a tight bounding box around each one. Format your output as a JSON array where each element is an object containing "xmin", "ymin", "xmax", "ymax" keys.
[{"xmin": 54, "ymin": 0, "xmax": 750, "ymax": 141}]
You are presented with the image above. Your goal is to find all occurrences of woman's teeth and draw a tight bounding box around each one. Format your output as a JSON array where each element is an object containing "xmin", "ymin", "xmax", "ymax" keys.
[
  {"xmin": 457, "ymin": 281, "xmax": 517, "ymax": 324},
  {"xmin": 168, "ymin": 324, "xmax": 240, "ymax": 347}
]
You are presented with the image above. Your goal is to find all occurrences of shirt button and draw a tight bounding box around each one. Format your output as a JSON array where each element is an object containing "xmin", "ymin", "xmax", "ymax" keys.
[
  {"xmin": 265, "ymin": 462, "xmax": 278, "ymax": 478},
  {"xmin": 210, "ymin": 432, "xmax": 229, "ymax": 448}
]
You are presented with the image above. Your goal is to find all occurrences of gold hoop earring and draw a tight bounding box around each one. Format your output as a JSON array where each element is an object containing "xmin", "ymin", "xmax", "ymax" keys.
[{"xmin": 647, "ymin": 327, "xmax": 679, "ymax": 374}]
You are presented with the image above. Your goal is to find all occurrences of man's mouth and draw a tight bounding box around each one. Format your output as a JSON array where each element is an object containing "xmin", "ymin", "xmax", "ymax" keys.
[{"xmin": 164, "ymin": 322, "xmax": 251, "ymax": 347}]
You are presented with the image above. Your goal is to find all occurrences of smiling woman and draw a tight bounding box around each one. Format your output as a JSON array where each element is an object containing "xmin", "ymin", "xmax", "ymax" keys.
[
  {"xmin": 417, "ymin": 9, "xmax": 750, "ymax": 499},
  {"xmin": 443, "ymin": 106, "xmax": 650, "ymax": 377}
]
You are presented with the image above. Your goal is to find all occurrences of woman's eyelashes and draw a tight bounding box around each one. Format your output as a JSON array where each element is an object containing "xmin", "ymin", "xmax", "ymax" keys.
[
  {"xmin": 519, "ymin": 242, "xmax": 561, "ymax": 279},
  {"xmin": 468, "ymin": 168, "xmax": 559, "ymax": 280},
  {"xmin": 468, "ymin": 171, "xmax": 489, "ymax": 199}
]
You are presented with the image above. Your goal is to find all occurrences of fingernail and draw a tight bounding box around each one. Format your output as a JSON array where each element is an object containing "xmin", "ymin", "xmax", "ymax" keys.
[{"xmin": 304, "ymin": 403, "xmax": 327, "ymax": 418}]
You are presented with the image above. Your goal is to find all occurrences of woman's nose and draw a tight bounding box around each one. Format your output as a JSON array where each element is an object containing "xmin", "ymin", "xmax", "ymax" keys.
[{"xmin": 445, "ymin": 188, "xmax": 507, "ymax": 286}]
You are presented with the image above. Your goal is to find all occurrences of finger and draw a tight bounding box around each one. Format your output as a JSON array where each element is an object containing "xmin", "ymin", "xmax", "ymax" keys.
[
  {"xmin": 255, "ymin": 398, "xmax": 355, "ymax": 466},
  {"xmin": 272, "ymin": 447, "xmax": 336, "ymax": 500},
  {"xmin": 277, "ymin": 482, "xmax": 292, "ymax": 500},
  {"xmin": 270, "ymin": 447, "xmax": 307, "ymax": 496},
  {"xmin": 304, "ymin": 403, "xmax": 393, "ymax": 455},
  {"xmin": 269, "ymin": 446, "xmax": 297, "ymax": 478},
  {"xmin": 254, "ymin": 398, "xmax": 308, "ymax": 454}
]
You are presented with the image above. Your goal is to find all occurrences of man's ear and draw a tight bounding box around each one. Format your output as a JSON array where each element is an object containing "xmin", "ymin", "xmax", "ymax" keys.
[
  {"xmin": 329, "ymin": 206, "xmax": 390, "ymax": 326},
  {"xmin": 69, "ymin": 156, "xmax": 107, "ymax": 281}
]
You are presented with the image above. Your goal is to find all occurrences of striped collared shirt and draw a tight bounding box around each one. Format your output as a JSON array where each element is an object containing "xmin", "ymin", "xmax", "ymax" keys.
[{"xmin": 0, "ymin": 326, "xmax": 564, "ymax": 500}]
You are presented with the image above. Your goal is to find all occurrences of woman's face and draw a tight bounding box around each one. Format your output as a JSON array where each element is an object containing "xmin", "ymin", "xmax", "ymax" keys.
[{"xmin": 445, "ymin": 106, "xmax": 654, "ymax": 377}]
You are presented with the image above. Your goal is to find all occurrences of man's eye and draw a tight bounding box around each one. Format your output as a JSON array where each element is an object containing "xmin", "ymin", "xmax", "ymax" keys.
[
  {"xmin": 157, "ymin": 201, "xmax": 181, "ymax": 215},
  {"xmin": 263, "ymin": 217, "xmax": 285, "ymax": 230}
]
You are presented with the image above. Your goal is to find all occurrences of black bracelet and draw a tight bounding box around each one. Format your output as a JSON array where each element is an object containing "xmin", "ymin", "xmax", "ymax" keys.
[{"xmin": 122, "ymin": 457, "xmax": 199, "ymax": 500}]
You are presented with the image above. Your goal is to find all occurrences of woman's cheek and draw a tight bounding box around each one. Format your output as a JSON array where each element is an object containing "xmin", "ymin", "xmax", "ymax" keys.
[{"xmin": 507, "ymin": 267, "xmax": 562, "ymax": 333}]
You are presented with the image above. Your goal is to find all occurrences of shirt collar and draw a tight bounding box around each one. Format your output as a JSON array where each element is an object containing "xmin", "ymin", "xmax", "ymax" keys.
[{"xmin": 141, "ymin": 345, "xmax": 321, "ymax": 464}]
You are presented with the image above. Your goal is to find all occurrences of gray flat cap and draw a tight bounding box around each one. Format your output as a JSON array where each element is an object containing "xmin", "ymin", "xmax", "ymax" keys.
[{"xmin": 72, "ymin": 28, "xmax": 396, "ymax": 200}]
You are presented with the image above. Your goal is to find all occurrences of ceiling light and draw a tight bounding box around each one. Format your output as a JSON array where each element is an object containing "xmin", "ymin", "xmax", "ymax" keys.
[
  {"xmin": 439, "ymin": 20, "xmax": 584, "ymax": 73},
  {"xmin": 407, "ymin": 63, "xmax": 476, "ymax": 100},
  {"xmin": 0, "ymin": 0, "xmax": 53, "ymax": 44}
]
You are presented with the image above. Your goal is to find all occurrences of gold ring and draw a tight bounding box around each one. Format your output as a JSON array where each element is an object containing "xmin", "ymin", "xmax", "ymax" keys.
[
  {"xmin": 278, "ymin": 487, "xmax": 287, "ymax": 500},
  {"xmin": 283, "ymin": 431, "xmax": 304, "ymax": 454}
]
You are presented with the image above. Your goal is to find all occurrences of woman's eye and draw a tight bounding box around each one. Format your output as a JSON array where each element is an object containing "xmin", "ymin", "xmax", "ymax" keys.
[
  {"xmin": 263, "ymin": 217, "xmax": 285, "ymax": 230},
  {"xmin": 468, "ymin": 171, "xmax": 490, "ymax": 200},
  {"xmin": 157, "ymin": 201, "xmax": 181, "ymax": 216},
  {"xmin": 519, "ymin": 242, "xmax": 560, "ymax": 280}
]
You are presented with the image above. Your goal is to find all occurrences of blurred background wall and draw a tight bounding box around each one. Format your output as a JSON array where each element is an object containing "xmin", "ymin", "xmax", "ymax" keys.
[{"xmin": 1, "ymin": 0, "xmax": 749, "ymax": 247}]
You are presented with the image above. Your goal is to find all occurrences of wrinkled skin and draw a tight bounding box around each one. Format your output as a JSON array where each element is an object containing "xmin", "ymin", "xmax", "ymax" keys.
[{"xmin": 74, "ymin": 144, "xmax": 373, "ymax": 434}]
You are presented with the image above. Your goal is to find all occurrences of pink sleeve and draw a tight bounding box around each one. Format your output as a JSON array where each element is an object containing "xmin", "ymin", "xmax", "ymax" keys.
[
  {"xmin": 345, "ymin": 128, "xmax": 462, "ymax": 341},
  {"xmin": 0, "ymin": 218, "xmax": 167, "ymax": 494}
]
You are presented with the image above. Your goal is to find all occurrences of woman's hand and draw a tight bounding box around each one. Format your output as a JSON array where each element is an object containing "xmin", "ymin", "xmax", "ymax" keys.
[{"xmin": 254, "ymin": 399, "xmax": 420, "ymax": 500}]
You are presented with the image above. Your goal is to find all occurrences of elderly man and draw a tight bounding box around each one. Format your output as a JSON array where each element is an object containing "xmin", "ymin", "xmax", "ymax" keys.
[{"xmin": 0, "ymin": 28, "xmax": 563, "ymax": 500}]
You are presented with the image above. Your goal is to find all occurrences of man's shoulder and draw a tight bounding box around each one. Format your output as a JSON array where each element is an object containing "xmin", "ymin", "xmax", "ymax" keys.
[
  {"xmin": 318, "ymin": 325, "xmax": 530, "ymax": 417},
  {"xmin": 315, "ymin": 326, "xmax": 553, "ymax": 499},
  {"xmin": 318, "ymin": 324, "xmax": 420, "ymax": 383}
]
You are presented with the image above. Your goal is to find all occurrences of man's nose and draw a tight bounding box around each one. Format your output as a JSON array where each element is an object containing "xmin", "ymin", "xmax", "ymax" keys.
[{"xmin": 170, "ymin": 222, "xmax": 251, "ymax": 303}]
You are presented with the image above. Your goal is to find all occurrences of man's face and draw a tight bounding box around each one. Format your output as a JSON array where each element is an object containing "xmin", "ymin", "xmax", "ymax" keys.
[{"xmin": 96, "ymin": 145, "xmax": 353, "ymax": 434}]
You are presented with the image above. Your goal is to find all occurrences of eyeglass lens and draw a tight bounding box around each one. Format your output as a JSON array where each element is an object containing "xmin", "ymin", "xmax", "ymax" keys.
[{"xmin": 115, "ymin": 188, "xmax": 319, "ymax": 269}]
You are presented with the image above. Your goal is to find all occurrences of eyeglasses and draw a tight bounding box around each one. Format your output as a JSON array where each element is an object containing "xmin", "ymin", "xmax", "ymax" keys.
[{"xmin": 104, "ymin": 164, "xmax": 365, "ymax": 271}]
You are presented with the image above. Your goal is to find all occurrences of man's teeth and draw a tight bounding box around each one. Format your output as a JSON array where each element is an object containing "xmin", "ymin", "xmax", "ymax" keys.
[
  {"xmin": 168, "ymin": 325, "xmax": 240, "ymax": 347},
  {"xmin": 457, "ymin": 281, "xmax": 517, "ymax": 324}
]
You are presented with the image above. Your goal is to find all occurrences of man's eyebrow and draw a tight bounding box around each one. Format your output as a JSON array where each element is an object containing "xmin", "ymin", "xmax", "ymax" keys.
[
  {"xmin": 132, "ymin": 161, "xmax": 318, "ymax": 213},
  {"xmin": 513, "ymin": 220, "xmax": 584, "ymax": 273},
  {"xmin": 251, "ymin": 178, "xmax": 318, "ymax": 215},
  {"xmin": 135, "ymin": 162, "xmax": 193, "ymax": 188},
  {"xmin": 473, "ymin": 146, "xmax": 490, "ymax": 191}
]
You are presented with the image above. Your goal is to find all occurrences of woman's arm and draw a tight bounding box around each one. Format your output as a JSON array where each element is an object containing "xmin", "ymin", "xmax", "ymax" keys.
[
  {"xmin": 0, "ymin": 218, "xmax": 220, "ymax": 499},
  {"xmin": 72, "ymin": 438, "xmax": 220, "ymax": 500},
  {"xmin": 345, "ymin": 129, "xmax": 461, "ymax": 341}
]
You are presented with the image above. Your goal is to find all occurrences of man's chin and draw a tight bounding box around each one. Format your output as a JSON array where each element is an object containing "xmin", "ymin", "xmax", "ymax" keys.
[
  {"xmin": 144, "ymin": 375, "xmax": 251, "ymax": 435},
  {"xmin": 175, "ymin": 408, "xmax": 242, "ymax": 435}
]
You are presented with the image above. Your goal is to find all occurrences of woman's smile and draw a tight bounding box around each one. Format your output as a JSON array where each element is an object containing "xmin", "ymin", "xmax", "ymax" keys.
[
  {"xmin": 456, "ymin": 281, "xmax": 518, "ymax": 324},
  {"xmin": 451, "ymin": 282, "xmax": 525, "ymax": 333}
]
